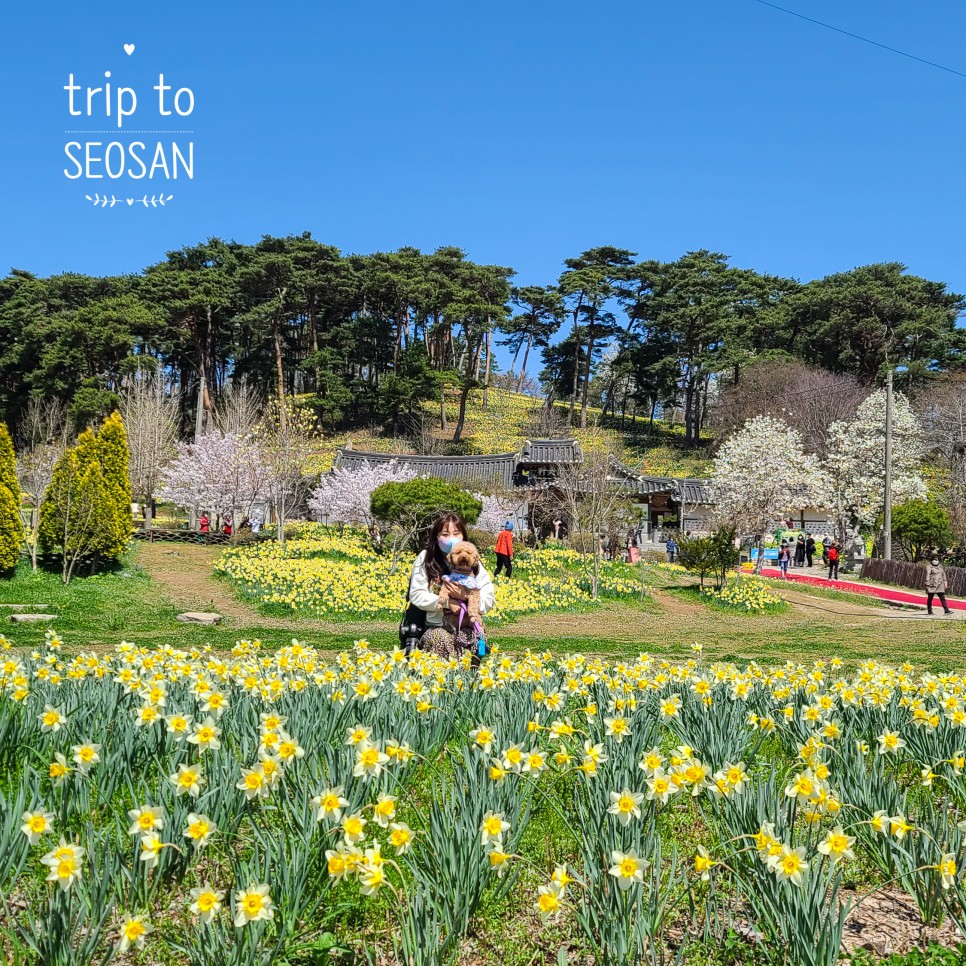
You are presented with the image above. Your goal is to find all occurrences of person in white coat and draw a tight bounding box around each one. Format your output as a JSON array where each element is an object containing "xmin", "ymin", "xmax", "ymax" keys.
[{"xmin": 408, "ymin": 513, "xmax": 496, "ymax": 657}]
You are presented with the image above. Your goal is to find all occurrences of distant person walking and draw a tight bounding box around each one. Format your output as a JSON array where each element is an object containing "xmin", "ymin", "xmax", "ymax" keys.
[
  {"xmin": 494, "ymin": 521, "xmax": 515, "ymax": 578},
  {"xmin": 925, "ymin": 556, "xmax": 953, "ymax": 615},
  {"xmin": 826, "ymin": 541, "xmax": 839, "ymax": 581},
  {"xmin": 805, "ymin": 534, "xmax": 815, "ymax": 568},
  {"xmin": 794, "ymin": 535, "xmax": 806, "ymax": 568},
  {"xmin": 552, "ymin": 517, "xmax": 563, "ymax": 540},
  {"xmin": 200, "ymin": 512, "xmax": 210, "ymax": 534},
  {"xmin": 778, "ymin": 541, "xmax": 791, "ymax": 578},
  {"xmin": 666, "ymin": 537, "xmax": 678, "ymax": 564}
]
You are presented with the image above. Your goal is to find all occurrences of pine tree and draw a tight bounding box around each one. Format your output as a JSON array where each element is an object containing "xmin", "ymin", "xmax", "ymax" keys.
[
  {"xmin": 96, "ymin": 411, "xmax": 133, "ymax": 558},
  {"xmin": 0, "ymin": 422, "xmax": 23, "ymax": 572}
]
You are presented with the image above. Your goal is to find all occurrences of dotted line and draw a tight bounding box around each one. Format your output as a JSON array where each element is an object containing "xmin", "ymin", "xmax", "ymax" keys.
[{"xmin": 64, "ymin": 130, "xmax": 194, "ymax": 134}]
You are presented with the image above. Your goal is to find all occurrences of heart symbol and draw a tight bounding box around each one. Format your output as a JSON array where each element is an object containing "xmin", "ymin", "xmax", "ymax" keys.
[
  {"xmin": 127, "ymin": 198, "xmax": 134, "ymax": 205},
  {"xmin": 124, "ymin": 43, "xmax": 135, "ymax": 55}
]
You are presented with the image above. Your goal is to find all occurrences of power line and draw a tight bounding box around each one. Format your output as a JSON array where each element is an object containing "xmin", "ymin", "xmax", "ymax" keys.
[
  {"xmin": 750, "ymin": 0, "xmax": 966, "ymax": 79},
  {"xmin": 749, "ymin": 0, "xmax": 966, "ymax": 80}
]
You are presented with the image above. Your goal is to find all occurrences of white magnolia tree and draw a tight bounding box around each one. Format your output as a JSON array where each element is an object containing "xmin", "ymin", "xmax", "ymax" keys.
[
  {"xmin": 824, "ymin": 389, "xmax": 926, "ymax": 546},
  {"xmin": 308, "ymin": 460, "xmax": 416, "ymax": 528},
  {"xmin": 707, "ymin": 415, "xmax": 825, "ymax": 573},
  {"xmin": 158, "ymin": 431, "xmax": 270, "ymax": 525}
]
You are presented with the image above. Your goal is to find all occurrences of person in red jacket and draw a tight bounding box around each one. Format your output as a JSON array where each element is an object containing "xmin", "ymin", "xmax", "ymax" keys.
[{"xmin": 494, "ymin": 521, "xmax": 514, "ymax": 578}]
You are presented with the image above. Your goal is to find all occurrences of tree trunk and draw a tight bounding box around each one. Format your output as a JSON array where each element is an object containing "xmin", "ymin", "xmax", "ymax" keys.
[
  {"xmin": 30, "ymin": 507, "xmax": 39, "ymax": 571},
  {"xmin": 482, "ymin": 326, "xmax": 493, "ymax": 411},
  {"xmin": 194, "ymin": 375, "xmax": 206, "ymax": 441},
  {"xmin": 516, "ymin": 334, "xmax": 534, "ymax": 393},
  {"xmin": 452, "ymin": 383, "xmax": 472, "ymax": 443},
  {"xmin": 508, "ymin": 339, "xmax": 523, "ymax": 380},
  {"xmin": 440, "ymin": 389, "xmax": 448, "ymax": 430},
  {"xmin": 754, "ymin": 533, "xmax": 766, "ymax": 575},
  {"xmin": 568, "ymin": 297, "xmax": 583, "ymax": 427},
  {"xmin": 579, "ymin": 324, "xmax": 595, "ymax": 430},
  {"xmin": 273, "ymin": 318, "xmax": 287, "ymax": 432},
  {"xmin": 309, "ymin": 299, "xmax": 320, "ymax": 392}
]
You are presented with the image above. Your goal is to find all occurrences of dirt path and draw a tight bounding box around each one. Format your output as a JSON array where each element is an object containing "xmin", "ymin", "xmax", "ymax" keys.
[
  {"xmin": 135, "ymin": 542, "xmax": 262, "ymax": 620},
  {"xmin": 134, "ymin": 542, "xmax": 393, "ymax": 636},
  {"xmin": 779, "ymin": 588, "xmax": 899, "ymax": 618}
]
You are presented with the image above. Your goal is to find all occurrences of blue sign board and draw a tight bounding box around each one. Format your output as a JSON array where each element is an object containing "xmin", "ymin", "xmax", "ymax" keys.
[{"xmin": 750, "ymin": 548, "xmax": 779, "ymax": 561}]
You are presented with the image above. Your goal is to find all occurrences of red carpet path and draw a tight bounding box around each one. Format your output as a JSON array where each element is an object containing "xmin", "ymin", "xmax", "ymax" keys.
[{"xmin": 758, "ymin": 567, "xmax": 966, "ymax": 611}]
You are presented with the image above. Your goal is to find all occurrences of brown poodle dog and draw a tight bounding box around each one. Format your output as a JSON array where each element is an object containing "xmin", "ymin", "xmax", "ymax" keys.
[{"xmin": 437, "ymin": 540, "xmax": 483, "ymax": 629}]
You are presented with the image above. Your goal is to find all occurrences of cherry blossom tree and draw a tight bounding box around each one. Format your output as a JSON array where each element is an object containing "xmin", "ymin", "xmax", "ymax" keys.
[
  {"xmin": 308, "ymin": 460, "xmax": 415, "ymax": 527},
  {"xmin": 824, "ymin": 389, "xmax": 926, "ymax": 546},
  {"xmin": 474, "ymin": 492, "xmax": 520, "ymax": 532},
  {"xmin": 157, "ymin": 431, "xmax": 269, "ymax": 526},
  {"xmin": 707, "ymin": 415, "xmax": 825, "ymax": 573}
]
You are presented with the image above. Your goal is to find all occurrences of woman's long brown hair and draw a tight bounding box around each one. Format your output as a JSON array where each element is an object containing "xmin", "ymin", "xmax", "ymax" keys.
[{"xmin": 421, "ymin": 513, "xmax": 467, "ymax": 584}]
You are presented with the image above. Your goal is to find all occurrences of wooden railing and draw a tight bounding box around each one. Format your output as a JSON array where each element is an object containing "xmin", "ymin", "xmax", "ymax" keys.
[{"xmin": 860, "ymin": 558, "xmax": 966, "ymax": 597}]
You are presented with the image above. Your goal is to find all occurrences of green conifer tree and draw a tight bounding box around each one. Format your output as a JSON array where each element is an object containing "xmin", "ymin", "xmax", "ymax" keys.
[
  {"xmin": 39, "ymin": 428, "xmax": 109, "ymax": 583},
  {"xmin": 0, "ymin": 423, "xmax": 23, "ymax": 572},
  {"xmin": 96, "ymin": 411, "xmax": 133, "ymax": 558}
]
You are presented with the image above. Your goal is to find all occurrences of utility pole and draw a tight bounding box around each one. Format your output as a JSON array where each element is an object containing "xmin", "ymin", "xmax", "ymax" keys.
[{"xmin": 883, "ymin": 368, "xmax": 893, "ymax": 560}]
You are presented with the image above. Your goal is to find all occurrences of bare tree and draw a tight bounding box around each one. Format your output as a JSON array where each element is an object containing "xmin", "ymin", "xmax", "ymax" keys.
[
  {"xmin": 709, "ymin": 359, "xmax": 868, "ymax": 458},
  {"xmin": 553, "ymin": 451, "xmax": 630, "ymax": 598},
  {"xmin": 213, "ymin": 379, "xmax": 264, "ymax": 438},
  {"xmin": 15, "ymin": 398, "xmax": 70, "ymax": 571},
  {"xmin": 916, "ymin": 374, "xmax": 966, "ymax": 537},
  {"xmin": 526, "ymin": 401, "xmax": 570, "ymax": 440},
  {"xmin": 258, "ymin": 399, "xmax": 319, "ymax": 545},
  {"xmin": 120, "ymin": 370, "xmax": 181, "ymax": 528}
]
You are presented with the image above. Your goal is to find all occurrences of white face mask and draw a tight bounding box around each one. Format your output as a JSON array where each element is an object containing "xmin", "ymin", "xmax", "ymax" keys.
[{"xmin": 932, "ymin": 560, "xmax": 940, "ymax": 566}]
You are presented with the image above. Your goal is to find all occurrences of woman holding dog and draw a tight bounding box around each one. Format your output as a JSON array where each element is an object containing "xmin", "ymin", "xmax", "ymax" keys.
[{"xmin": 408, "ymin": 513, "xmax": 495, "ymax": 658}]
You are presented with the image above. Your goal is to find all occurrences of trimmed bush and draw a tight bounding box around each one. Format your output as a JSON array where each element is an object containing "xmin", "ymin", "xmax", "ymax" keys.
[{"xmin": 0, "ymin": 422, "xmax": 22, "ymax": 572}]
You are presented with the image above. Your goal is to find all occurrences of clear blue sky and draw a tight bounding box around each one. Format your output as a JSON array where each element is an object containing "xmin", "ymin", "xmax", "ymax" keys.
[{"xmin": 3, "ymin": 0, "xmax": 965, "ymax": 322}]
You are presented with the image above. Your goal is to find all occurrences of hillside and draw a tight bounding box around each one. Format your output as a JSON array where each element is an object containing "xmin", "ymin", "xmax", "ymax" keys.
[{"xmin": 308, "ymin": 387, "xmax": 714, "ymax": 479}]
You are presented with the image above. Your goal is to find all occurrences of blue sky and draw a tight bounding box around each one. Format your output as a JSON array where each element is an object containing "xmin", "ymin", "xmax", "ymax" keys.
[{"xmin": 3, "ymin": 0, "xmax": 965, "ymax": 333}]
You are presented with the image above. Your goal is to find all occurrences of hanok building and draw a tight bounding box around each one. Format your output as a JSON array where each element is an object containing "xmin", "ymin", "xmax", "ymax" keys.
[{"xmin": 333, "ymin": 438, "xmax": 716, "ymax": 543}]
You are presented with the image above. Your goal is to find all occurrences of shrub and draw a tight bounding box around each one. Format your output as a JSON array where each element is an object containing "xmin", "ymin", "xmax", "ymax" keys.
[
  {"xmin": 466, "ymin": 527, "xmax": 496, "ymax": 552},
  {"xmin": 370, "ymin": 477, "xmax": 482, "ymax": 539},
  {"xmin": 678, "ymin": 528, "xmax": 739, "ymax": 589},
  {"xmin": 891, "ymin": 500, "xmax": 955, "ymax": 561},
  {"xmin": 0, "ymin": 422, "xmax": 22, "ymax": 573}
]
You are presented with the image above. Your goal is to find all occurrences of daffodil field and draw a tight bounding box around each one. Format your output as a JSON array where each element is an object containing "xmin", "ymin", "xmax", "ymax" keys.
[
  {"xmin": 701, "ymin": 578, "xmax": 784, "ymax": 613},
  {"xmin": 2, "ymin": 631, "xmax": 965, "ymax": 965},
  {"xmin": 214, "ymin": 526, "xmax": 661, "ymax": 621}
]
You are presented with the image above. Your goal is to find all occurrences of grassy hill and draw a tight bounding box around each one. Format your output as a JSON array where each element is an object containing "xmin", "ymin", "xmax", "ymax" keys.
[{"xmin": 308, "ymin": 388, "xmax": 714, "ymax": 478}]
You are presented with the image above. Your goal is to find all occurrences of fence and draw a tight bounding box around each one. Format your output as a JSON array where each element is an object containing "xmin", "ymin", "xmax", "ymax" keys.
[
  {"xmin": 131, "ymin": 528, "xmax": 232, "ymax": 546},
  {"xmin": 860, "ymin": 558, "xmax": 966, "ymax": 598}
]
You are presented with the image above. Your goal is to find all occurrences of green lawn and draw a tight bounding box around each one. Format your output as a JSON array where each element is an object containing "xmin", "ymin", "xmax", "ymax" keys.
[{"xmin": 0, "ymin": 545, "xmax": 963, "ymax": 673}]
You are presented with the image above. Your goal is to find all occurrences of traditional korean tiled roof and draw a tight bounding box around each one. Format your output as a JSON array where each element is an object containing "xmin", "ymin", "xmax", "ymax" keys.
[
  {"xmin": 518, "ymin": 438, "xmax": 583, "ymax": 465},
  {"xmin": 622, "ymin": 476, "xmax": 679, "ymax": 496},
  {"xmin": 676, "ymin": 478, "xmax": 711, "ymax": 505},
  {"xmin": 333, "ymin": 449, "xmax": 518, "ymax": 489},
  {"xmin": 333, "ymin": 443, "xmax": 715, "ymax": 505}
]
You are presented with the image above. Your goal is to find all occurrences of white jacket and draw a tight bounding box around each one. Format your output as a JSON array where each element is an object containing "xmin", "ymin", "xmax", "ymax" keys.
[{"xmin": 408, "ymin": 550, "xmax": 496, "ymax": 627}]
